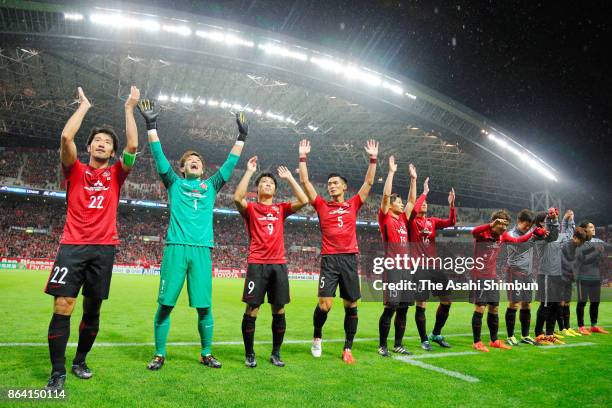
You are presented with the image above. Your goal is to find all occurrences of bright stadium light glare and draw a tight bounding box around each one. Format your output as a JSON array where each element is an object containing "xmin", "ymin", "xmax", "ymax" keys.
[
  {"xmin": 258, "ymin": 43, "xmax": 308, "ymax": 61},
  {"xmin": 64, "ymin": 12, "xmax": 84, "ymax": 21},
  {"xmin": 162, "ymin": 24, "xmax": 191, "ymax": 36},
  {"xmin": 254, "ymin": 109, "xmax": 262, "ymax": 115},
  {"xmin": 89, "ymin": 13, "xmax": 160, "ymax": 31},
  {"xmin": 310, "ymin": 57, "xmax": 344, "ymax": 73},
  {"xmin": 195, "ymin": 30, "xmax": 254, "ymax": 47},
  {"xmin": 406, "ymin": 92, "xmax": 417, "ymax": 100},
  {"xmin": 488, "ymin": 133, "xmax": 558, "ymax": 181},
  {"xmin": 157, "ymin": 94, "xmax": 168, "ymax": 101},
  {"xmin": 198, "ymin": 98, "xmax": 206, "ymax": 105},
  {"xmin": 170, "ymin": 95, "xmax": 179, "ymax": 102},
  {"xmin": 308, "ymin": 125, "xmax": 319, "ymax": 132},
  {"xmin": 180, "ymin": 96, "xmax": 193, "ymax": 104},
  {"xmin": 232, "ymin": 104, "xmax": 243, "ymax": 111},
  {"xmin": 207, "ymin": 99, "xmax": 219, "ymax": 106},
  {"xmin": 245, "ymin": 107, "xmax": 254, "ymax": 113},
  {"xmin": 220, "ymin": 101, "xmax": 231, "ymax": 108},
  {"xmin": 343, "ymin": 66, "xmax": 382, "ymax": 87},
  {"xmin": 382, "ymin": 81, "xmax": 403, "ymax": 95}
]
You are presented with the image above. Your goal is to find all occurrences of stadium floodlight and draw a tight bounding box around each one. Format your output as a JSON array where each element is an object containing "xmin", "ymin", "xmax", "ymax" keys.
[
  {"xmin": 382, "ymin": 81, "xmax": 403, "ymax": 95},
  {"xmin": 310, "ymin": 56, "xmax": 344, "ymax": 73},
  {"xmin": 170, "ymin": 95, "xmax": 179, "ymax": 102},
  {"xmin": 162, "ymin": 24, "xmax": 192, "ymax": 36},
  {"xmin": 488, "ymin": 133, "xmax": 558, "ymax": 182},
  {"xmin": 90, "ymin": 13, "xmax": 160, "ymax": 31},
  {"xmin": 180, "ymin": 96, "xmax": 194, "ymax": 104},
  {"xmin": 258, "ymin": 43, "xmax": 308, "ymax": 61},
  {"xmin": 64, "ymin": 12, "xmax": 84, "ymax": 21},
  {"xmin": 343, "ymin": 66, "xmax": 382, "ymax": 87},
  {"xmin": 195, "ymin": 30, "xmax": 254, "ymax": 47},
  {"xmin": 232, "ymin": 104, "xmax": 243, "ymax": 111},
  {"xmin": 308, "ymin": 125, "xmax": 319, "ymax": 132},
  {"xmin": 406, "ymin": 93, "xmax": 417, "ymax": 100},
  {"xmin": 207, "ymin": 99, "xmax": 219, "ymax": 106},
  {"xmin": 220, "ymin": 101, "xmax": 231, "ymax": 108},
  {"xmin": 157, "ymin": 94, "xmax": 169, "ymax": 101},
  {"xmin": 198, "ymin": 98, "xmax": 207, "ymax": 105},
  {"xmin": 254, "ymin": 109, "xmax": 262, "ymax": 115},
  {"xmin": 245, "ymin": 107, "xmax": 254, "ymax": 113}
]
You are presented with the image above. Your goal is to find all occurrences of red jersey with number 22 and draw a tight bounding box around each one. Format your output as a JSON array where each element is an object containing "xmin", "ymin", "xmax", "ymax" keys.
[
  {"xmin": 242, "ymin": 202, "xmax": 294, "ymax": 264},
  {"xmin": 312, "ymin": 195, "xmax": 363, "ymax": 255},
  {"xmin": 61, "ymin": 160, "xmax": 129, "ymax": 245}
]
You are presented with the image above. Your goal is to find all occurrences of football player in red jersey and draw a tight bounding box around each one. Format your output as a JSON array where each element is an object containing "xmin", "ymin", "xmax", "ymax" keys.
[
  {"xmin": 469, "ymin": 210, "xmax": 545, "ymax": 352},
  {"xmin": 298, "ymin": 138, "xmax": 378, "ymax": 364},
  {"xmin": 43, "ymin": 86, "xmax": 139, "ymax": 390},
  {"xmin": 234, "ymin": 156, "xmax": 308, "ymax": 368},
  {"xmin": 376, "ymin": 156, "xmax": 417, "ymax": 357},
  {"xmin": 407, "ymin": 175, "xmax": 456, "ymax": 351}
]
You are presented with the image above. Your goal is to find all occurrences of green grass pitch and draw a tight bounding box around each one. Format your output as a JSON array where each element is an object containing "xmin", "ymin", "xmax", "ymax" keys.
[{"xmin": 0, "ymin": 270, "xmax": 610, "ymax": 407}]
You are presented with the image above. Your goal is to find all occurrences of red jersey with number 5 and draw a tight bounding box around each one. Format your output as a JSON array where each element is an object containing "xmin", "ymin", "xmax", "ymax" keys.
[
  {"xmin": 242, "ymin": 201, "xmax": 294, "ymax": 264},
  {"xmin": 61, "ymin": 160, "xmax": 129, "ymax": 245},
  {"xmin": 312, "ymin": 195, "xmax": 363, "ymax": 255}
]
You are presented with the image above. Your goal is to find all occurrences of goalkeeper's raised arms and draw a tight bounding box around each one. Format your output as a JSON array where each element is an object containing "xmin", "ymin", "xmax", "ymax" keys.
[
  {"xmin": 137, "ymin": 99, "xmax": 160, "ymax": 131},
  {"xmin": 236, "ymin": 111, "xmax": 249, "ymax": 142}
]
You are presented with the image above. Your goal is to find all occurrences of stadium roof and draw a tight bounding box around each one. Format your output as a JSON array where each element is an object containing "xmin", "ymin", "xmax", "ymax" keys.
[{"xmin": 0, "ymin": 1, "xmax": 566, "ymax": 209}]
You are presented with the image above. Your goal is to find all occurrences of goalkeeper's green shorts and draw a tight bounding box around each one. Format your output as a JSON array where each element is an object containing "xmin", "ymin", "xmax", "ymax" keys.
[{"xmin": 157, "ymin": 244, "xmax": 213, "ymax": 308}]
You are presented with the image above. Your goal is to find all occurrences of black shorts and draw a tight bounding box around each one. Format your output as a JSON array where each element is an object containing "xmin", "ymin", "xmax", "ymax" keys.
[
  {"xmin": 414, "ymin": 269, "xmax": 451, "ymax": 301},
  {"xmin": 506, "ymin": 273, "xmax": 534, "ymax": 303},
  {"xmin": 536, "ymin": 275, "xmax": 563, "ymax": 304},
  {"xmin": 44, "ymin": 244, "xmax": 116, "ymax": 300},
  {"xmin": 242, "ymin": 264, "xmax": 290, "ymax": 306},
  {"xmin": 382, "ymin": 269, "xmax": 415, "ymax": 306},
  {"xmin": 318, "ymin": 254, "xmax": 361, "ymax": 301},
  {"xmin": 560, "ymin": 279, "xmax": 573, "ymax": 302},
  {"xmin": 577, "ymin": 279, "xmax": 601, "ymax": 302},
  {"xmin": 469, "ymin": 279, "xmax": 500, "ymax": 305}
]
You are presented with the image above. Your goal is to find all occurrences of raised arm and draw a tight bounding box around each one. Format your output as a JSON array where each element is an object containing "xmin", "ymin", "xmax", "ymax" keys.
[
  {"xmin": 122, "ymin": 85, "xmax": 140, "ymax": 172},
  {"xmin": 137, "ymin": 99, "xmax": 178, "ymax": 187},
  {"xmin": 434, "ymin": 188, "xmax": 457, "ymax": 229},
  {"xmin": 298, "ymin": 139, "xmax": 318, "ymax": 202},
  {"xmin": 380, "ymin": 155, "xmax": 397, "ymax": 215},
  {"xmin": 409, "ymin": 177, "xmax": 429, "ymax": 221},
  {"xmin": 278, "ymin": 165, "xmax": 309, "ymax": 212},
  {"xmin": 562, "ymin": 210, "xmax": 575, "ymax": 235},
  {"xmin": 544, "ymin": 209, "xmax": 560, "ymax": 242},
  {"xmin": 208, "ymin": 112, "xmax": 248, "ymax": 191},
  {"xmin": 60, "ymin": 87, "xmax": 90, "ymax": 168},
  {"xmin": 234, "ymin": 156, "xmax": 257, "ymax": 213},
  {"xmin": 404, "ymin": 163, "xmax": 417, "ymax": 217},
  {"xmin": 357, "ymin": 139, "xmax": 379, "ymax": 203}
]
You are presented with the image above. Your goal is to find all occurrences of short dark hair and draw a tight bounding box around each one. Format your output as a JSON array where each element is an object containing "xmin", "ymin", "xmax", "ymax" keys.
[
  {"xmin": 490, "ymin": 209, "xmax": 511, "ymax": 222},
  {"xmin": 327, "ymin": 173, "xmax": 348, "ymax": 185},
  {"xmin": 533, "ymin": 211, "xmax": 547, "ymax": 225},
  {"xmin": 255, "ymin": 172, "xmax": 277, "ymax": 188},
  {"xmin": 87, "ymin": 125, "xmax": 119, "ymax": 152},
  {"xmin": 389, "ymin": 193, "xmax": 401, "ymax": 204},
  {"xmin": 517, "ymin": 209, "xmax": 535, "ymax": 223},
  {"xmin": 574, "ymin": 226, "xmax": 587, "ymax": 241},
  {"xmin": 579, "ymin": 219, "xmax": 594, "ymax": 229}
]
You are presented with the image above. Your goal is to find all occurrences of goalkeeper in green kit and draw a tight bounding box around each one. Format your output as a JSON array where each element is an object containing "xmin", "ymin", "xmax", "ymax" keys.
[{"xmin": 136, "ymin": 99, "xmax": 247, "ymax": 370}]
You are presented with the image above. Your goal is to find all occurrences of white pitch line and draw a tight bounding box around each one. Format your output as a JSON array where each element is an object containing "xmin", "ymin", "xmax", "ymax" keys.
[
  {"xmin": 536, "ymin": 342, "xmax": 596, "ymax": 349},
  {"xmin": 395, "ymin": 357, "xmax": 480, "ymax": 383}
]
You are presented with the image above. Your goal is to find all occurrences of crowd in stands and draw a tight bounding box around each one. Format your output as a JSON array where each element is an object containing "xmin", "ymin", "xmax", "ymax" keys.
[{"xmin": 0, "ymin": 147, "xmax": 494, "ymax": 225}]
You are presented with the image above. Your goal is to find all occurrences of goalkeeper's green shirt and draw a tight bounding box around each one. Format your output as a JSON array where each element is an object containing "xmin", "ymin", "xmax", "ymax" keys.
[{"xmin": 150, "ymin": 140, "xmax": 239, "ymax": 247}]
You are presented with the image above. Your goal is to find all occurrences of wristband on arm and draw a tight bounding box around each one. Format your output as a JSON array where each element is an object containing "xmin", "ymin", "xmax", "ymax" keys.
[{"xmin": 122, "ymin": 150, "xmax": 136, "ymax": 167}]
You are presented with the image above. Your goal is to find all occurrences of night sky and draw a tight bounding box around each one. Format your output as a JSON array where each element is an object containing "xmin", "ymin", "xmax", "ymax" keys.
[{"xmin": 82, "ymin": 0, "xmax": 612, "ymax": 219}]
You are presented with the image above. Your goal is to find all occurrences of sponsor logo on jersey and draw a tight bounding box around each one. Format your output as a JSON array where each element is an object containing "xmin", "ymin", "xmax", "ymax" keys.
[
  {"xmin": 329, "ymin": 208, "xmax": 350, "ymax": 215},
  {"xmin": 257, "ymin": 213, "xmax": 279, "ymax": 222},
  {"xmin": 182, "ymin": 190, "xmax": 206, "ymax": 199},
  {"xmin": 84, "ymin": 179, "xmax": 110, "ymax": 192}
]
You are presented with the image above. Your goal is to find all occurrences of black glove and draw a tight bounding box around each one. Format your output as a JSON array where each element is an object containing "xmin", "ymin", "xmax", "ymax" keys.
[
  {"xmin": 236, "ymin": 111, "xmax": 248, "ymax": 141},
  {"xmin": 137, "ymin": 99, "xmax": 159, "ymax": 130}
]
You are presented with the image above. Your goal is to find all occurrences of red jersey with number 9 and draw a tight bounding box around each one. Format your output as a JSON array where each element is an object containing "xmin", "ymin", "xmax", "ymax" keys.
[
  {"xmin": 312, "ymin": 194, "xmax": 363, "ymax": 255},
  {"xmin": 242, "ymin": 201, "xmax": 294, "ymax": 264},
  {"xmin": 60, "ymin": 160, "xmax": 129, "ymax": 245}
]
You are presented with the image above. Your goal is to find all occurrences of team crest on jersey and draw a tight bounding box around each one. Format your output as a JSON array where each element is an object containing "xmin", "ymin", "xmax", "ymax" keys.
[
  {"xmin": 84, "ymin": 179, "xmax": 110, "ymax": 192},
  {"xmin": 200, "ymin": 182, "xmax": 208, "ymax": 190},
  {"xmin": 103, "ymin": 171, "xmax": 110, "ymax": 177}
]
